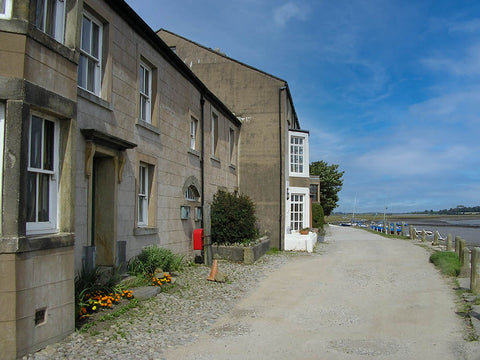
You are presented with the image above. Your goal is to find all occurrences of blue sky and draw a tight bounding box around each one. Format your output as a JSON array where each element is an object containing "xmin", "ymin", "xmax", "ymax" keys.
[{"xmin": 126, "ymin": 0, "xmax": 480, "ymax": 214}]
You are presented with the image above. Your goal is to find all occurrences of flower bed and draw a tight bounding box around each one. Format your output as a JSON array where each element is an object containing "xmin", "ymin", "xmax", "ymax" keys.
[{"xmin": 211, "ymin": 236, "xmax": 270, "ymax": 264}]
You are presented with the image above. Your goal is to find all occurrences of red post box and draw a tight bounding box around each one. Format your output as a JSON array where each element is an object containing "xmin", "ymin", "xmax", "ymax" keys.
[{"xmin": 193, "ymin": 228, "xmax": 204, "ymax": 250}]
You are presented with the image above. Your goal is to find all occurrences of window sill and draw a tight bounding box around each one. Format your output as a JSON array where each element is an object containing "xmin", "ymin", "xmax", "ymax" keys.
[
  {"xmin": 136, "ymin": 120, "xmax": 161, "ymax": 135},
  {"xmin": 134, "ymin": 227, "xmax": 158, "ymax": 236},
  {"xmin": 0, "ymin": 232, "xmax": 75, "ymax": 253},
  {"xmin": 188, "ymin": 148, "xmax": 200, "ymax": 158},
  {"xmin": 78, "ymin": 87, "xmax": 113, "ymax": 111},
  {"xmin": 210, "ymin": 155, "xmax": 221, "ymax": 164},
  {"xmin": 289, "ymin": 172, "xmax": 310, "ymax": 178}
]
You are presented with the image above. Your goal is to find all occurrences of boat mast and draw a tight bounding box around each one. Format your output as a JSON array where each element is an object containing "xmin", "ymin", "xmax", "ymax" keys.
[{"xmin": 352, "ymin": 193, "xmax": 357, "ymax": 223}]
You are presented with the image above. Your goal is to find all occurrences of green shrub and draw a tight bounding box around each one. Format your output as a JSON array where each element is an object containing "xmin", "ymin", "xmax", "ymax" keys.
[
  {"xmin": 211, "ymin": 190, "xmax": 258, "ymax": 245},
  {"xmin": 127, "ymin": 245, "xmax": 184, "ymax": 276},
  {"xmin": 312, "ymin": 203, "xmax": 324, "ymax": 229},
  {"xmin": 429, "ymin": 251, "xmax": 461, "ymax": 276}
]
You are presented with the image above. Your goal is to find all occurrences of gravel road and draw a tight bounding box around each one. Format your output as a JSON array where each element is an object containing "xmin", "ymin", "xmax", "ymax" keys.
[
  {"xmin": 25, "ymin": 225, "xmax": 480, "ymax": 359},
  {"xmin": 161, "ymin": 225, "xmax": 479, "ymax": 360}
]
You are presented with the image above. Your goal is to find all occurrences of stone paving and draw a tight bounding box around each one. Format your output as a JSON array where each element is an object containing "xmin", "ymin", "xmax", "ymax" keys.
[{"xmin": 24, "ymin": 250, "xmax": 315, "ymax": 360}]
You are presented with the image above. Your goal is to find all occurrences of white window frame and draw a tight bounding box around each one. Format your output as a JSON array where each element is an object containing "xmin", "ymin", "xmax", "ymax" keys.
[
  {"xmin": 211, "ymin": 112, "xmax": 218, "ymax": 156},
  {"xmin": 137, "ymin": 163, "xmax": 149, "ymax": 227},
  {"xmin": 229, "ymin": 128, "xmax": 235, "ymax": 164},
  {"xmin": 139, "ymin": 62, "xmax": 152, "ymax": 123},
  {"xmin": 0, "ymin": 0, "xmax": 12, "ymax": 19},
  {"xmin": 289, "ymin": 131, "xmax": 309, "ymax": 177},
  {"xmin": 78, "ymin": 11, "xmax": 103, "ymax": 96},
  {"xmin": 190, "ymin": 117, "xmax": 198, "ymax": 150},
  {"xmin": 288, "ymin": 187, "xmax": 310, "ymax": 232},
  {"xmin": 26, "ymin": 113, "xmax": 59, "ymax": 235},
  {"xmin": 35, "ymin": 0, "xmax": 66, "ymax": 43}
]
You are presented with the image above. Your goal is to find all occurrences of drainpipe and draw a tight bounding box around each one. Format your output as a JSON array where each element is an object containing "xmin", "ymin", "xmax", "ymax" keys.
[
  {"xmin": 279, "ymin": 85, "xmax": 286, "ymax": 250},
  {"xmin": 200, "ymin": 95, "xmax": 205, "ymax": 228},
  {"xmin": 200, "ymin": 95, "xmax": 212, "ymax": 265}
]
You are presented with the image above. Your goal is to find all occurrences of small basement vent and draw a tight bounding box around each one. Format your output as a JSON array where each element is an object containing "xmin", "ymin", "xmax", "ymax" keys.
[{"xmin": 35, "ymin": 308, "xmax": 47, "ymax": 326}]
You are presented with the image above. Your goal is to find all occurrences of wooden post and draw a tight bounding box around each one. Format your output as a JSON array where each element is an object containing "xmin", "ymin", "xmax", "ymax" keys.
[
  {"xmin": 446, "ymin": 234, "xmax": 453, "ymax": 251},
  {"xmin": 401, "ymin": 222, "xmax": 405, "ymax": 236},
  {"xmin": 422, "ymin": 230, "xmax": 426, "ymax": 242},
  {"xmin": 409, "ymin": 226, "xmax": 415, "ymax": 240},
  {"xmin": 433, "ymin": 231, "xmax": 439, "ymax": 246},
  {"xmin": 471, "ymin": 247, "xmax": 480, "ymax": 294}
]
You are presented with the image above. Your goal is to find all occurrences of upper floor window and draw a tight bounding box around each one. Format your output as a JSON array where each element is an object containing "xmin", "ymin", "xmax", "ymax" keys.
[
  {"xmin": 0, "ymin": 0, "xmax": 12, "ymax": 19},
  {"xmin": 290, "ymin": 136, "xmax": 304, "ymax": 173},
  {"xmin": 27, "ymin": 114, "xmax": 58, "ymax": 234},
  {"xmin": 139, "ymin": 62, "xmax": 152, "ymax": 123},
  {"xmin": 190, "ymin": 117, "xmax": 198, "ymax": 151},
  {"xmin": 289, "ymin": 131, "xmax": 309, "ymax": 177},
  {"xmin": 78, "ymin": 12, "xmax": 102, "ymax": 96},
  {"xmin": 35, "ymin": 0, "xmax": 65, "ymax": 43},
  {"xmin": 229, "ymin": 128, "xmax": 235, "ymax": 164},
  {"xmin": 211, "ymin": 112, "xmax": 218, "ymax": 156}
]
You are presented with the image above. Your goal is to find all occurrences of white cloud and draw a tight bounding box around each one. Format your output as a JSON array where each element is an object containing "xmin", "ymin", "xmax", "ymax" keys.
[
  {"xmin": 273, "ymin": 2, "xmax": 308, "ymax": 27},
  {"xmin": 409, "ymin": 89, "xmax": 480, "ymax": 124},
  {"xmin": 448, "ymin": 18, "xmax": 480, "ymax": 33},
  {"xmin": 354, "ymin": 139, "xmax": 469, "ymax": 178},
  {"xmin": 421, "ymin": 43, "xmax": 480, "ymax": 76}
]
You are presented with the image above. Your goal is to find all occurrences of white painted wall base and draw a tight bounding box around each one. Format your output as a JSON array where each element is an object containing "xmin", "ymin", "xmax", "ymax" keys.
[{"xmin": 285, "ymin": 232, "xmax": 317, "ymax": 252}]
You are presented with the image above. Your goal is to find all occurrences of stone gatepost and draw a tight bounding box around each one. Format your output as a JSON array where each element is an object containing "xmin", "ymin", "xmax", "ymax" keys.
[
  {"xmin": 471, "ymin": 247, "xmax": 480, "ymax": 294},
  {"xmin": 460, "ymin": 247, "xmax": 470, "ymax": 277},
  {"xmin": 455, "ymin": 236, "xmax": 461, "ymax": 256},
  {"xmin": 446, "ymin": 234, "xmax": 453, "ymax": 252},
  {"xmin": 459, "ymin": 239, "xmax": 466, "ymax": 264}
]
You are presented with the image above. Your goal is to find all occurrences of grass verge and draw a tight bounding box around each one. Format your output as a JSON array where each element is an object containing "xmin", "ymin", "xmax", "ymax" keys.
[{"xmin": 429, "ymin": 251, "xmax": 461, "ymax": 276}]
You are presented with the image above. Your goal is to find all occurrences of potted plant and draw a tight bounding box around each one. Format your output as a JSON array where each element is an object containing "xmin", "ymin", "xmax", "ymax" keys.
[{"xmin": 300, "ymin": 227, "xmax": 310, "ymax": 235}]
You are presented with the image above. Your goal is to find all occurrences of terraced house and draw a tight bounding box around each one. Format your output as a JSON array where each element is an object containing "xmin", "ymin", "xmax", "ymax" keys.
[
  {"xmin": 158, "ymin": 30, "xmax": 319, "ymax": 252},
  {"xmin": 0, "ymin": 0, "xmax": 318, "ymax": 357},
  {"xmin": 0, "ymin": 0, "xmax": 240, "ymax": 357}
]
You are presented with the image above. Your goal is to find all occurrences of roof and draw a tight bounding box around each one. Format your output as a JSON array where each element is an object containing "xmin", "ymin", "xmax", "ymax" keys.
[{"xmin": 103, "ymin": 0, "xmax": 241, "ymax": 128}]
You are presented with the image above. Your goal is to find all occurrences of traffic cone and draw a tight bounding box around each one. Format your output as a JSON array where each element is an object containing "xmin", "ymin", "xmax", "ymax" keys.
[{"xmin": 207, "ymin": 260, "xmax": 218, "ymax": 281}]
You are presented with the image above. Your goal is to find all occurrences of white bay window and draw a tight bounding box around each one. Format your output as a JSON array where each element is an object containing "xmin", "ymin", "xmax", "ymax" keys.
[
  {"xmin": 0, "ymin": 0, "xmax": 12, "ymax": 19},
  {"xmin": 289, "ymin": 131, "xmax": 309, "ymax": 177}
]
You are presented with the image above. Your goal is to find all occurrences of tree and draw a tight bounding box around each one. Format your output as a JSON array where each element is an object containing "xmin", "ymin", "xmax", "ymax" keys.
[{"xmin": 310, "ymin": 161, "xmax": 344, "ymax": 216}]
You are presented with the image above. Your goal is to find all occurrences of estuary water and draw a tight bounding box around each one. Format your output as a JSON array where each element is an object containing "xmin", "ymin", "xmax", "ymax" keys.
[{"xmin": 391, "ymin": 217, "xmax": 480, "ymax": 248}]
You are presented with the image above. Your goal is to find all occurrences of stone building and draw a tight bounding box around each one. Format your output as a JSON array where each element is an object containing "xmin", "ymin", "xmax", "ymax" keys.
[
  {"xmin": 0, "ymin": 0, "xmax": 240, "ymax": 357},
  {"xmin": 0, "ymin": 0, "xmax": 79, "ymax": 357},
  {"xmin": 158, "ymin": 30, "xmax": 318, "ymax": 250},
  {"xmin": 73, "ymin": 0, "xmax": 241, "ymax": 273}
]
